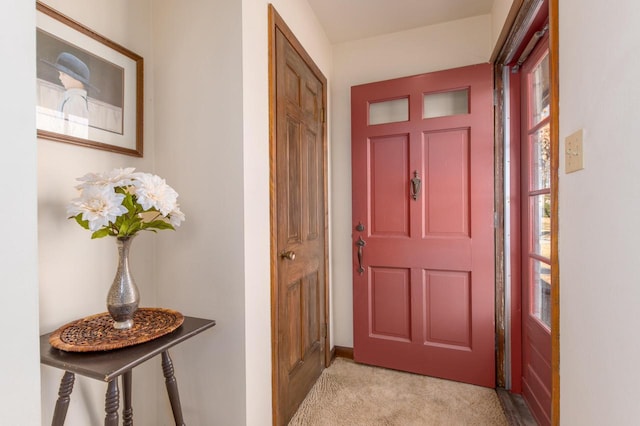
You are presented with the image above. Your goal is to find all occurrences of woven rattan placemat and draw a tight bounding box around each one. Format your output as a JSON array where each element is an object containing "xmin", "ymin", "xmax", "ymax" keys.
[{"xmin": 49, "ymin": 308, "xmax": 184, "ymax": 352}]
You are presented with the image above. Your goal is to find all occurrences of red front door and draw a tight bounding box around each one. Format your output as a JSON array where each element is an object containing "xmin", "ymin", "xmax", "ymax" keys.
[
  {"xmin": 520, "ymin": 34, "xmax": 552, "ymax": 426},
  {"xmin": 351, "ymin": 64, "xmax": 495, "ymax": 387}
]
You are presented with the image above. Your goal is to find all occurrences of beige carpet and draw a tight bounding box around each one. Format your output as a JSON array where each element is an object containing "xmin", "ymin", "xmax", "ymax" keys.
[{"xmin": 289, "ymin": 358, "xmax": 507, "ymax": 426}]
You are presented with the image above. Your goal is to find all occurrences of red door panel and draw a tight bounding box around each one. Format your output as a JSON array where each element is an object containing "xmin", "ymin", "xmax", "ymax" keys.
[
  {"xmin": 370, "ymin": 267, "xmax": 411, "ymax": 341},
  {"xmin": 352, "ymin": 63, "xmax": 495, "ymax": 388},
  {"xmin": 370, "ymin": 134, "xmax": 410, "ymax": 236},
  {"xmin": 424, "ymin": 129, "xmax": 469, "ymax": 235},
  {"xmin": 423, "ymin": 270, "xmax": 471, "ymax": 349}
]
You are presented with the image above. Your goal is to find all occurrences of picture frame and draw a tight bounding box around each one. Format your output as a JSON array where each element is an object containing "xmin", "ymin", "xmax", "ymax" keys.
[{"xmin": 36, "ymin": 1, "xmax": 144, "ymax": 157}]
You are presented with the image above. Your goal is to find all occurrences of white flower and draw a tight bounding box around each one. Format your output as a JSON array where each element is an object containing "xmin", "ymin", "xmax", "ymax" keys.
[
  {"xmin": 168, "ymin": 206, "xmax": 185, "ymax": 227},
  {"xmin": 133, "ymin": 173, "xmax": 178, "ymax": 216},
  {"xmin": 68, "ymin": 168, "xmax": 184, "ymax": 238},
  {"xmin": 67, "ymin": 185, "xmax": 128, "ymax": 231},
  {"xmin": 75, "ymin": 167, "xmax": 137, "ymax": 189}
]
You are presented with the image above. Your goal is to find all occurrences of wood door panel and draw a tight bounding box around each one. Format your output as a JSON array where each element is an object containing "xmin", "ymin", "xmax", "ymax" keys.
[
  {"xmin": 423, "ymin": 129, "xmax": 470, "ymax": 236},
  {"xmin": 370, "ymin": 134, "xmax": 410, "ymax": 236},
  {"xmin": 302, "ymin": 83, "xmax": 318, "ymax": 117},
  {"xmin": 285, "ymin": 117, "xmax": 302, "ymax": 243},
  {"xmin": 284, "ymin": 271, "xmax": 322, "ymax": 374},
  {"xmin": 369, "ymin": 267, "xmax": 412, "ymax": 341},
  {"xmin": 284, "ymin": 64, "xmax": 300, "ymax": 104},
  {"xmin": 304, "ymin": 270, "xmax": 321, "ymax": 353},
  {"xmin": 286, "ymin": 280, "xmax": 303, "ymax": 371},
  {"xmin": 423, "ymin": 270, "xmax": 471, "ymax": 349},
  {"xmin": 305, "ymin": 129, "xmax": 320, "ymax": 240}
]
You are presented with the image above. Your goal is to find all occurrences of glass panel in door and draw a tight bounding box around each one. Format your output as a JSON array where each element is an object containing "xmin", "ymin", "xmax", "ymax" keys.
[
  {"xmin": 530, "ymin": 258, "xmax": 551, "ymax": 328},
  {"xmin": 530, "ymin": 124, "xmax": 551, "ymax": 191},
  {"xmin": 530, "ymin": 54, "xmax": 550, "ymax": 126}
]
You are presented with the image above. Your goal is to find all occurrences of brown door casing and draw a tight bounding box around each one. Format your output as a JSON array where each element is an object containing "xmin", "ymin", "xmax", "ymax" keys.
[{"xmin": 269, "ymin": 5, "xmax": 329, "ymax": 426}]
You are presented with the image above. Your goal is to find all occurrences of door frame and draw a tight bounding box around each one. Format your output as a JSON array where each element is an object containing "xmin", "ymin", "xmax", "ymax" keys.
[
  {"xmin": 268, "ymin": 4, "xmax": 330, "ymax": 425},
  {"xmin": 493, "ymin": 0, "xmax": 559, "ymax": 424}
]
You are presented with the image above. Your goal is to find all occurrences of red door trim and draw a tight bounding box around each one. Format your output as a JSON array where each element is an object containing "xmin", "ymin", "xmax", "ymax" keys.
[{"xmin": 508, "ymin": 72, "xmax": 523, "ymax": 394}]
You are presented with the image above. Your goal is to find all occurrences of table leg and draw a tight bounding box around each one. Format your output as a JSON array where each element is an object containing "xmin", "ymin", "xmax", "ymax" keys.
[
  {"xmin": 122, "ymin": 371, "xmax": 133, "ymax": 426},
  {"xmin": 51, "ymin": 371, "xmax": 75, "ymax": 426},
  {"xmin": 104, "ymin": 379, "xmax": 120, "ymax": 426},
  {"xmin": 162, "ymin": 350, "xmax": 186, "ymax": 426}
]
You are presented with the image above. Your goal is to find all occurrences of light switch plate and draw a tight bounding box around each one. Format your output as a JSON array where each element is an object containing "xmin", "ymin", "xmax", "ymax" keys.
[{"xmin": 565, "ymin": 129, "xmax": 584, "ymax": 173}]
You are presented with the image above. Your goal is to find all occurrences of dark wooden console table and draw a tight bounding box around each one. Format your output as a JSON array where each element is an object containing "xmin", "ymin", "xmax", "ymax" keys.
[{"xmin": 40, "ymin": 316, "xmax": 216, "ymax": 426}]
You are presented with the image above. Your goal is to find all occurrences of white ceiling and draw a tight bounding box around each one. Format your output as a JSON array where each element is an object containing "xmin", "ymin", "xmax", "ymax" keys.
[{"xmin": 307, "ymin": 0, "xmax": 495, "ymax": 43}]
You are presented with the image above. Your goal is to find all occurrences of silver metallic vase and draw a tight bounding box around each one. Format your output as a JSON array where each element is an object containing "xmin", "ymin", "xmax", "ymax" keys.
[{"xmin": 107, "ymin": 236, "xmax": 140, "ymax": 329}]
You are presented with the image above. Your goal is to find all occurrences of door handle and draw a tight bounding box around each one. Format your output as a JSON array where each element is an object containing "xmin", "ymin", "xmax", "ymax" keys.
[
  {"xmin": 356, "ymin": 236, "xmax": 366, "ymax": 274},
  {"xmin": 280, "ymin": 250, "xmax": 296, "ymax": 261},
  {"xmin": 410, "ymin": 170, "xmax": 421, "ymax": 201}
]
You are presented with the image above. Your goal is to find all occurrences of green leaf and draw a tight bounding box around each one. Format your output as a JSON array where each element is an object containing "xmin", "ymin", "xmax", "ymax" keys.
[
  {"xmin": 114, "ymin": 214, "xmax": 125, "ymax": 228},
  {"xmin": 91, "ymin": 228, "xmax": 111, "ymax": 239},
  {"xmin": 142, "ymin": 220, "xmax": 175, "ymax": 231},
  {"xmin": 122, "ymin": 192, "xmax": 135, "ymax": 212},
  {"xmin": 128, "ymin": 220, "xmax": 142, "ymax": 234},
  {"xmin": 72, "ymin": 214, "xmax": 90, "ymax": 230},
  {"xmin": 118, "ymin": 220, "xmax": 130, "ymax": 236}
]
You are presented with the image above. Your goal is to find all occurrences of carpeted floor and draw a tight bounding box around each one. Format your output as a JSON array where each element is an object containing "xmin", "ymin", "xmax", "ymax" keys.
[{"xmin": 289, "ymin": 358, "xmax": 508, "ymax": 426}]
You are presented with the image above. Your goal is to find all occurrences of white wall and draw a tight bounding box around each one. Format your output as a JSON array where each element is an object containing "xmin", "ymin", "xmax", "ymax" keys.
[
  {"xmin": 153, "ymin": 0, "xmax": 332, "ymax": 424},
  {"xmin": 37, "ymin": 1, "xmax": 159, "ymax": 424},
  {"xmin": 559, "ymin": 1, "xmax": 640, "ymax": 424},
  {"xmin": 0, "ymin": 2, "xmax": 41, "ymax": 425},
  {"xmin": 240, "ymin": 1, "xmax": 272, "ymax": 422},
  {"xmin": 152, "ymin": 0, "xmax": 247, "ymax": 424},
  {"xmin": 330, "ymin": 15, "xmax": 493, "ymax": 347},
  {"xmin": 491, "ymin": 0, "xmax": 516, "ymax": 49},
  {"xmin": 241, "ymin": 0, "xmax": 332, "ymax": 423}
]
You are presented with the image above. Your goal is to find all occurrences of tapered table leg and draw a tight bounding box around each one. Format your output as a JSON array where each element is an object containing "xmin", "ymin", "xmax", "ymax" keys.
[
  {"xmin": 162, "ymin": 350, "xmax": 186, "ymax": 426},
  {"xmin": 52, "ymin": 371, "xmax": 75, "ymax": 426},
  {"xmin": 122, "ymin": 371, "xmax": 133, "ymax": 426},
  {"xmin": 104, "ymin": 379, "xmax": 119, "ymax": 426}
]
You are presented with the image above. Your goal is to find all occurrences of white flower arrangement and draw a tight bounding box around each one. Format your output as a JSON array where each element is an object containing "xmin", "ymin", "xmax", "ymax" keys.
[{"xmin": 67, "ymin": 167, "xmax": 185, "ymax": 239}]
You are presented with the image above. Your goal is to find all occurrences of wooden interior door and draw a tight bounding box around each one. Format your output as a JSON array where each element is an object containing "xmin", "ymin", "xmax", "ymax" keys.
[
  {"xmin": 270, "ymin": 7, "xmax": 328, "ymax": 426},
  {"xmin": 521, "ymin": 34, "xmax": 552, "ymax": 426},
  {"xmin": 351, "ymin": 64, "xmax": 496, "ymax": 387}
]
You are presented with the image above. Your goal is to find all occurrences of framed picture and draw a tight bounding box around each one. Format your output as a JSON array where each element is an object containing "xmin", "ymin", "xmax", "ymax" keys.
[{"xmin": 36, "ymin": 1, "xmax": 143, "ymax": 157}]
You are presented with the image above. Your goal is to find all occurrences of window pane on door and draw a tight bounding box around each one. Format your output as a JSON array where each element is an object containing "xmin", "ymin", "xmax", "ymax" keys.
[
  {"xmin": 530, "ymin": 258, "xmax": 551, "ymax": 329},
  {"xmin": 369, "ymin": 98, "xmax": 408, "ymax": 125},
  {"xmin": 423, "ymin": 89, "xmax": 469, "ymax": 119},
  {"xmin": 530, "ymin": 123, "xmax": 551, "ymax": 191},
  {"xmin": 530, "ymin": 53, "xmax": 550, "ymax": 125},
  {"xmin": 530, "ymin": 194, "xmax": 551, "ymax": 258}
]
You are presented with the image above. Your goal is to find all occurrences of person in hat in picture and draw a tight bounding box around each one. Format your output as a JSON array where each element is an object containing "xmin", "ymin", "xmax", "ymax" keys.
[{"xmin": 45, "ymin": 52, "xmax": 91, "ymax": 122}]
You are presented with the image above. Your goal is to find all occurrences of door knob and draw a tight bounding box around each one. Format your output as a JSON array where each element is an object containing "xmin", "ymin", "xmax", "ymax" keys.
[{"xmin": 280, "ymin": 250, "xmax": 296, "ymax": 261}]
